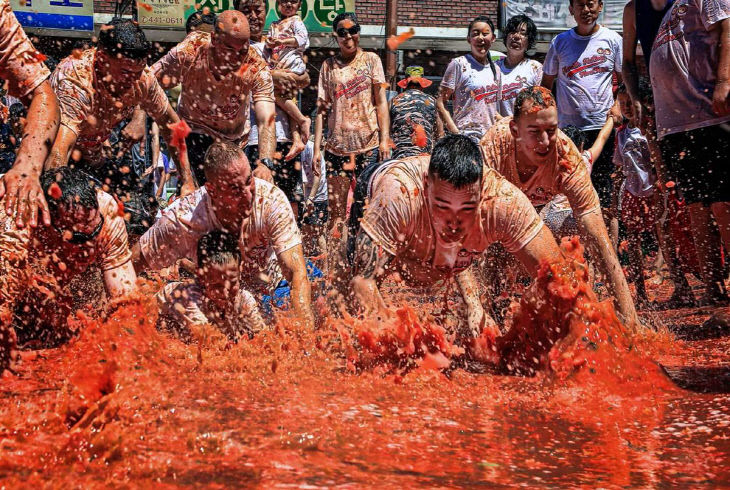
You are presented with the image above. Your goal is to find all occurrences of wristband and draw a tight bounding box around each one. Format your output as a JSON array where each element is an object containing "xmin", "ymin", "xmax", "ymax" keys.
[{"xmin": 259, "ymin": 158, "xmax": 276, "ymax": 171}]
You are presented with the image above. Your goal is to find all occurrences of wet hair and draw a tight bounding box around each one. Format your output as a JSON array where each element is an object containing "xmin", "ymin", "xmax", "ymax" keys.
[
  {"xmin": 562, "ymin": 125, "xmax": 587, "ymax": 150},
  {"xmin": 98, "ymin": 18, "xmax": 151, "ymax": 61},
  {"xmin": 40, "ymin": 167, "xmax": 99, "ymax": 218},
  {"xmin": 9, "ymin": 103, "xmax": 25, "ymax": 120},
  {"xmin": 429, "ymin": 133, "xmax": 483, "ymax": 189},
  {"xmin": 197, "ymin": 230, "xmax": 241, "ymax": 268},
  {"xmin": 186, "ymin": 10, "xmax": 216, "ymax": 33},
  {"xmin": 468, "ymin": 15, "xmax": 495, "ymax": 36},
  {"xmin": 503, "ymin": 14, "xmax": 538, "ymax": 52},
  {"xmin": 513, "ymin": 86, "xmax": 556, "ymax": 121},
  {"xmin": 204, "ymin": 141, "xmax": 249, "ymax": 177},
  {"xmin": 332, "ymin": 12, "xmax": 359, "ymax": 31}
]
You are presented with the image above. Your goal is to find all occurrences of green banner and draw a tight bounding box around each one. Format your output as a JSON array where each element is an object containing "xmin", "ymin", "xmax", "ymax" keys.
[{"xmin": 265, "ymin": 0, "xmax": 355, "ymax": 33}]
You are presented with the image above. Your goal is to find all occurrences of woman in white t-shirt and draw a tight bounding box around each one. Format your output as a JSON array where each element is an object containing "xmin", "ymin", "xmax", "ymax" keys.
[
  {"xmin": 437, "ymin": 15, "xmax": 501, "ymax": 142},
  {"xmin": 497, "ymin": 15, "xmax": 543, "ymax": 117}
]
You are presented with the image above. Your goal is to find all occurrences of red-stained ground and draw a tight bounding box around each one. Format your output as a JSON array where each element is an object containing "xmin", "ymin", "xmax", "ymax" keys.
[{"xmin": 1, "ymin": 263, "xmax": 729, "ymax": 487}]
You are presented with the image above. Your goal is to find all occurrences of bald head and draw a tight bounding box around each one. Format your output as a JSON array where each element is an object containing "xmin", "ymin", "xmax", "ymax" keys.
[{"xmin": 216, "ymin": 9, "xmax": 250, "ymax": 42}]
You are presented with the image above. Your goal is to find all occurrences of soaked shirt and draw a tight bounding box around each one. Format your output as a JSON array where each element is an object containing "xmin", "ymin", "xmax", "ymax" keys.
[
  {"xmin": 650, "ymin": 0, "xmax": 730, "ymax": 139},
  {"xmin": 359, "ymin": 155, "xmax": 544, "ymax": 286},
  {"xmin": 440, "ymin": 54, "xmax": 501, "ymax": 141},
  {"xmin": 156, "ymin": 282, "xmax": 265, "ymax": 339},
  {"xmin": 317, "ymin": 50, "xmax": 385, "ymax": 156},
  {"xmin": 267, "ymin": 15, "xmax": 309, "ymax": 75},
  {"xmin": 0, "ymin": 0, "xmax": 50, "ymax": 98},
  {"xmin": 480, "ymin": 117, "xmax": 601, "ymax": 216},
  {"xmin": 543, "ymin": 26, "xmax": 623, "ymax": 130},
  {"xmin": 51, "ymin": 48, "xmax": 169, "ymax": 165},
  {"xmin": 613, "ymin": 125, "xmax": 656, "ymax": 198},
  {"xmin": 389, "ymin": 89, "xmax": 437, "ymax": 158},
  {"xmin": 0, "ymin": 190, "xmax": 131, "ymax": 310},
  {"xmin": 139, "ymin": 182, "xmax": 301, "ymax": 292},
  {"xmin": 152, "ymin": 31, "xmax": 275, "ymax": 146},
  {"xmin": 496, "ymin": 58, "xmax": 543, "ymax": 117}
]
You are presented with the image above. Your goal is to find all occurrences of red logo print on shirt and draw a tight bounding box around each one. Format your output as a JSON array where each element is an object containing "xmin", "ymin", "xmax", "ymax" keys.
[
  {"xmin": 653, "ymin": 2, "xmax": 688, "ymax": 49},
  {"xmin": 501, "ymin": 76, "xmax": 528, "ymax": 101},
  {"xmin": 562, "ymin": 48, "xmax": 612, "ymax": 79},
  {"xmin": 472, "ymin": 82, "xmax": 500, "ymax": 104}
]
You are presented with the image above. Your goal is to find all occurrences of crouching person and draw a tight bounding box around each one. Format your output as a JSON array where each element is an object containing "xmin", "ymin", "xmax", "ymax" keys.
[{"xmin": 156, "ymin": 230, "xmax": 266, "ymax": 342}]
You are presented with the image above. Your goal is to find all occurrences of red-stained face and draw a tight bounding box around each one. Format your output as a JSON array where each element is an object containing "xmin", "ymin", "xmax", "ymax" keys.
[
  {"xmin": 569, "ymin": 0, "xmax": 603, "ymax": 29},
  {"xmin": 198, "ymin": 260, "xmax": 240, "ymax": 311},
  {"xmin": 95, "ymin": 50, "xmax": 146, "ymax": 95},
  {"xmin": 205, "ymin": 159, "xmax": 256, "ymax": 222},
  {"xmin": 510, "ymin": 105, "xmax": 559, "ymax": 166},
  {"xmin": 467, "ymin": 21, "xmax": 495, "ymax": 61},
  {"xmin": 426, "ymin": 176, "xmax": 481, "ymax": 244},
  {"xmin": 53, "ymin": 204, "xmax": 103, "ymax": 246},
  {"xmin": 237, "ymin": 0, "xmax": 266, "ymax": 39},
  {"xmin": 211, "ymin": 28, "xmax": 250, "ymax": 75}
]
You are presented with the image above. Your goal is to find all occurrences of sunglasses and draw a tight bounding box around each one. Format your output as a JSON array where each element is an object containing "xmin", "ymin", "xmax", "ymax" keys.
[
  {"xmin": 56, "ymin": 216, "xmax": 104, "ymax": 245},
  {"xmin": 336, "ymin": 25, "xmax": 360, "ymax": 38}
]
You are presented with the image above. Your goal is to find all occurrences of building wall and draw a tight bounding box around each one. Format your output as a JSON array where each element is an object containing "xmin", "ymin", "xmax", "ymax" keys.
[{"xmin": 355, "ymin": 0, "xmax": 498, "ymax": 27}]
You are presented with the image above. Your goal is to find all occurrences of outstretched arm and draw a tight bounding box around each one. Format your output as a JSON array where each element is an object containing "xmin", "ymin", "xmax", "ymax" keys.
[
  {"xmin": 0, "ymin": 80, "xmax": 60, "ymax": 228},
  {"xmin": 579, "ymin": 209, "xmax": 639, "ymax": 328},
  {"xmin": 455, "ymin": 267, "xmax": 499, "ymax": 338},
  {"xmin": 277, "ymin": 244, "xmax": 314, "ymax": 330},
  {"xmin": 103, "ymin": 261, "xmax": 137, "ymax": 298},
  {"xmin": 350, "ymin": 231, "xmax": 393, "ymax": 319}
]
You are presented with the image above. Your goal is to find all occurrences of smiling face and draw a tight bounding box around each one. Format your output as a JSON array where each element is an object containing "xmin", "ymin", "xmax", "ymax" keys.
[
  {"xmin": 467, "ymin": 21, "xmax": 495, "ymax": 62},
  {"xmin": 506, "ymin": 22, "xmax": 529, "ymax": 59},
  {"xmin": 510, "ymin": 104, "xmax": 559, "ymax": 166},
  {"xmin": 426, "ymin": 176, "xmax": 482, "ymax": 244},
  {"xmin": 570, "ymin": 0, "xmax": 603, "ymax": 29},
  {"xmin": 277, "ymin": 0, "xmax": 301, "ymax": 18},
  {"xmin": 334, "ymin": 18, "xmax": 361, "ymax": 58},
  {"xmin": 237, "ymin": 0, "xmax": 266, "ymax": 40},
  {"xmin": 617, "ymin": 91, "xmax": 633, "ymax": 121}
]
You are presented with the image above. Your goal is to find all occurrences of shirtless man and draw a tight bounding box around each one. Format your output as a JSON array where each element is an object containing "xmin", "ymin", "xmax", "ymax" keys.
[
  {"xmin": 1, "ymin": 167, "xmax": 137, "ymax": 363},
  {"xmin": 132, "ymin": 141, "xmax": 314, "ymax": 330},
  {"xmin": 46, "ymin": 19, "xmax": 194, "ymax": 201},
  {"xmin": 348, "ymin": 133, "xmax": 563, "ymax": 338},
  {"xmin": 479, "ymin": 86, "xmax": 640, "ymax": 327},
  {"xmin": 152, "ymin": 9, "xmax": 277, "ymax": 186},
  {"xmin": 0, "ymin": 0, "xmax": 60, "ymax": 229}
]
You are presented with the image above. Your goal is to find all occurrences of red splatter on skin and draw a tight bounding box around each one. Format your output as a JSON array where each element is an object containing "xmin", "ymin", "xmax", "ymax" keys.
[
  {"xmin": 411, "ymin": 123, "xmax": 427, "ymax": 148},
  {"xmin": 167, "ymin": 119, "xmax": 191, "ymax": 152},
  {"xmin": 387, "ymin": 29, "xmax": 415, "ymax": 50},
  {"xmin": 28, "ymin": 52, "xmax": 47, "ymax": 63},
  {"xmin": 236, "ymin": 63, "xmax": 250, "ymax": 78},
  {"xmin": 48, "ymin": 182, "xmax": 62, "ymax": 200}
]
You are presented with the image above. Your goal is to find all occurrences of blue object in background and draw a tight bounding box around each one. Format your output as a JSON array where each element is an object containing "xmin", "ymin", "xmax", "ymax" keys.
[{"xmin": 260, "ymin": 260, "xmax": 324, "ymax": 316}]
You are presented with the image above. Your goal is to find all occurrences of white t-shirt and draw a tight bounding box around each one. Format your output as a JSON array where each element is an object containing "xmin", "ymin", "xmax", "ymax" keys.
[
  {"xmin": 613, "ymin": 126, "xmax": 656, "ymax": 198},
  {"xmin": 300, "ymin": 140, "xmax": 327, "ymax": 203},
  {"xmin": 139, "ymin": 182, "xmax": 301, "ymax": 293},
  {"xmin": 650, "ymin": 0, "xmax": 730, "ymax": 139},
  {"xmin": 441, "ymin": 53, "xmax": 501, "ymax": 141},
  {"xmin": 496, "ymin": 58, "xmax": 543, "ymax": 117},
  {"xmin": 543, "ymin": 26, "xmax": 622, "ymax": 130},
  {"xmin": 247, "ymin": 41, "xmax": 291, "ymax": 145}
]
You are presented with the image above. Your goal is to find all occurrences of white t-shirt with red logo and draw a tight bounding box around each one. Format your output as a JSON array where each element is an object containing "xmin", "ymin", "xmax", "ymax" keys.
[
  {"xmin": 650, "ymin": 0, "xmax": 730, "ymax": 139},
  {"xmin": 543, "ymin": 26, "xmax": 622, "ymax": 130},
  {"xmin": 441, "ymin": 53, "xmax": 501, "ymax": 141},
  {"xmin": 497, "ymin": 58, "xmax": 543, "ymax": 117}
]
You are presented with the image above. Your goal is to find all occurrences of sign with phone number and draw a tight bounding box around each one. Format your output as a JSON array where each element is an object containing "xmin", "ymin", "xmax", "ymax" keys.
[{"xmin": 139, "ymin": 0, "xmax": 353, "ymax": 32}]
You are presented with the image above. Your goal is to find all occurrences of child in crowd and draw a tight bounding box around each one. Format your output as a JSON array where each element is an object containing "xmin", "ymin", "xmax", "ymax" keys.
[
  {"xmin": 614, "ymin": 80, "xmax": 695, "ymax": 308},
  {"xmin": 266, "ymin": 0, "xmax": 311, "ymax": 141},
  {"xmin": 299, "ymin": 136, "xmax": 328, "ymax": 257},
  {"xmin": 156, "ymin": 230, "xmax": 266, "ymax": 342}
]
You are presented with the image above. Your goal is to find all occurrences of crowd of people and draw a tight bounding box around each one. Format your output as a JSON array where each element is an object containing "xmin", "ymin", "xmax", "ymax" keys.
[{"xmin": 0, "ymin": 0, "xmax": 729, "ymax": 371}]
